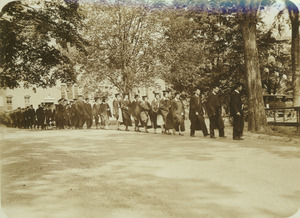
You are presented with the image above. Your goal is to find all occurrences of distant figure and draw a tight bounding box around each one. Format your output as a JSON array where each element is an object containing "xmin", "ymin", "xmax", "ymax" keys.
[
  {"xmin": 120, "ymin": 93, "xmax": 132, "ymax": 131},
  {"xmin": 84, "ymin": 98, "xmax": 93, "ymax": 129},
  {"xmin": 93, "ymin": 97, "xmax": 101, "ymax": 129},
  {"xmin": 229, "ymin": 83, "xmax": 244, "ymax": 140},
  {"xmin": 140, "ymin": 95, "xmax": 151, "ymax": 133},
  {"xmin": 171, "ymin": 92, "xmax": 185, "ymax": 136},
  {"xmin": 74, "ymin": 95, "xmax": 85, "ymax": 129},
  {"xmin": 113, "ymin": 93, "xmax": 122, "ymax": 130},
  {"xmin": 150, "ymin": 92, "xmax": 161, "ymax": 134},
  {"xmin": 99, "ymin": 96, "xmax": 111, "ymax": 130},
  {"xmin": 131, "ymin": 94, "xmax": 142, "ymax": 132},
  {"xmin": 160, "ymin": 90, "xmax": 172, "ymax": 134}
]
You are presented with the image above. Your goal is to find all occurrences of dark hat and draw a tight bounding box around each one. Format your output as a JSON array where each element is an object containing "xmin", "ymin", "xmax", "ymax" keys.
[
  {"xmin": 102, "ymin": 96, "xmax": 107, "ymax": 100},
  {"xmin": 115, "ymin": 93, "xmax": 120, "ymax": 97},
  {"xmin": 85, "ymin": 97, "xmax": 89, "ymax": 101},
  {"xmin": 142, "ymin": 95, "xmax": 148, "ymax": 100},
  {"xmin": 64, "ymin": 99, "xmax": 68, "ymax": 102},
  {"xmin": 94, "ymin": 97, "xmax": 99, "ymax": 101},
  {"xmin": 58, "ymin": 98, "xmax": 64, "ymax": 102},
  {"xmin": 175, "ymin": 92, "xmax": 180, "ymax": 96},
  {"xmin": 78, "ymin": 94, "xmax": 83, "ymax": 97},
  {"xmin": 134, "ymin": 94, "xmax": 139, "ymax": 98},
  {"xmin": 73, "ymin": 98, "xmax": 78, "ymax": 101},
  {"xmin": 154, "ymin": 92, "xmax": 160, "ymax": 96},
  {"xmin": 163, "ymin": 90, "xmax": 170, "ymax": 93}
]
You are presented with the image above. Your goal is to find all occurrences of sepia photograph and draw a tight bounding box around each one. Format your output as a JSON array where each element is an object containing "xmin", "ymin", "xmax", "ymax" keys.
[{"xmin": 0, "ymin": 0, "xmax": 300, "ymax": 217}]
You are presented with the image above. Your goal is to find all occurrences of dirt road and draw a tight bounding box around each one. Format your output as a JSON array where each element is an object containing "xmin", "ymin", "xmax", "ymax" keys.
[{"xmin": 1, "ymin": 127, "xmax": 300, "ymax": 218}]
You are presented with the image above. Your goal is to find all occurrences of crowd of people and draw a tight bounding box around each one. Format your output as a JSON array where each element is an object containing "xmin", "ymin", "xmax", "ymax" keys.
[{"xmin": 3, "ymin": 83, "xmax": 245, "ymax": 140}]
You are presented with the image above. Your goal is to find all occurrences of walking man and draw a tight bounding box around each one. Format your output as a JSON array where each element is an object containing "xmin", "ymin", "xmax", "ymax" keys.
[
  {"xmin": 189, "ymin": 88, "xmax": 209, "ymax": 137},
  {"xmin": 230, "ymin": 83, "xmax": 244, "ymax": 140},
  {"xmin": 206, "ymin": 86, "xmax": 225, "ymax": 138}
]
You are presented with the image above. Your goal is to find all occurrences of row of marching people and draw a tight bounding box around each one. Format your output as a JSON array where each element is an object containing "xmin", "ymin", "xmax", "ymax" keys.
[
  {"xmin": 112, "ymin": 91, "xmax": 187, "ymax": 136},
  {"xmin": 112, "ymin": 83, "xmax": 244, "ymax": 140},
  {"xmin": 4, "ymin": 83, "xmax": 244, "ymax": 140}
]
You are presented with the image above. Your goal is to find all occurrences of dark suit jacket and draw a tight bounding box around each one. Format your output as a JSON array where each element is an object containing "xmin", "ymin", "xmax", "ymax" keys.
[
  {"xmin": 230, "ymin": 91, "xmax": 242, "ymax": 117},
  {"xmin": 131, "ymin": 100, "xmax": 142, "ymax": 120},
  {"xmin": 189, "ymin": 95, "xmax": 204, "ymax": 120},
  {"xmin": 74, "ymin": 100, "xmax": 85, "ymax": 117},
  {"xmin": 84, "ymin": 102, "xmax": 92, "ymax": 119},
  {"xmin": 206, "ymin": 92, "xmax": 222, "ymax": 117}
]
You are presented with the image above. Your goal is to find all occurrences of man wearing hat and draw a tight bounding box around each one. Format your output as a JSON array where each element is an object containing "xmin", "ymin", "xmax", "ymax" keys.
[
  {"xmin": 84, "ymin": 97, "xmax": 93, "ymax": 129},
  {"xmin": 131, "ymin": 94, "xmax": 142, "ymax": 132},
  {"xmin": 189, "ymin": 88, "xmax": 209, "ymax": 137},
  {"xmin": 99, "ymin": 96, "xmax": 112, "ymax": 130},
  {"xmin": 206, "ymin": 86, "xmax": 225, "ymax": 138},
  {"xmin": 113, "ymin": 93, "xmax": 122, "ymax": 130},
  {"xmin": 140, "ymin": 95, "xmax": 151, "ymax": 133},
  {"xmin": 93, "ymin": 97, "xmax": 101, "ymax": 129},
  {"xmin": 230, "ymin": 83, "xmax": 244, "ymax": 140}
]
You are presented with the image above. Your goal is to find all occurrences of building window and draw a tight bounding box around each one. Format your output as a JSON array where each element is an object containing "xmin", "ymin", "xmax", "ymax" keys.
[
  {"xmin": 24, "ymin": 95, "xmax": 30, "ymax": 107},
  {"xmin": 6, "ymin": 96, "xmax": 12, "ymax": 110}
]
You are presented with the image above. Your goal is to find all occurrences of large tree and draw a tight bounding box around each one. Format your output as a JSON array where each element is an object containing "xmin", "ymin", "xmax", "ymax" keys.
[
  {"xmin": 0, "ymin": 0, "xmax": 87, "ymax": 88},
  {"xmin": 285, "ymin": 0, "xmax": 300, "ymax": 106},
  {"xmin": 235, "ymin": 0, "xmax": 269, "ymax": 131},
  {"xmin": 78, "ymin": 0, "xmax": 164, "ymax": 94}
]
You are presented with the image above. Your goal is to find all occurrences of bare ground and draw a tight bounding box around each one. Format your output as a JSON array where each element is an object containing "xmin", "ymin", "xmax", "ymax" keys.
[{"xmin": 1, "ymin": 125, "xmax": 300, "ymax": 218}]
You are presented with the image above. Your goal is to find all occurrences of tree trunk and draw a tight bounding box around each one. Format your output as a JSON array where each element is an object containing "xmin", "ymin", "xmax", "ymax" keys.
[
  {"xmin": 238, "ymin": 0, "xmax": 269, "ymax": 132},
  {"xmin": 286, "ymin": 0, "xmax": 300, "ymax": 106}
]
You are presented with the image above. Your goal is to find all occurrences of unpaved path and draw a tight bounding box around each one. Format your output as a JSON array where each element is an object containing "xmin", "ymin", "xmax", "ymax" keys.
[{"xmin": 1, "ymin": 127, "xmax": 300, "ymax": 218}]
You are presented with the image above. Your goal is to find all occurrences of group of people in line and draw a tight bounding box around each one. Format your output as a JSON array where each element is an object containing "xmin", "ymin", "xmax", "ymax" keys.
[{"xmin": 4, "ymin": 83, "xmax": 245, "ymax": 140}]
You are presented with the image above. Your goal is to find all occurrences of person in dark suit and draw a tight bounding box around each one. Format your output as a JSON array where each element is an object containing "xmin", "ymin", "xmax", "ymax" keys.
[
  {"xmin": 131, "ymin": 94, "xmax": 142, "ymax": 132},
  {"xmin": 56, "ymin": 98, "xmax": 67, "ymax": 129},
  {"xmin": 189, "ymin": 88, "xmax": 209, "ymax": 137},
  {"xmin": 230, "ymin": 83, "xmax": 244, "ymax": 140},
  {"xmin": 171, "ymin": 92, "xmax": 185, "ymax": 136},
  {"xmin": 74, "ymin": 95, "xmax": 85, "ymax": 129},
  {"xmin": 36, "ymin": 104, "xmax": 45, "ymax": 129},
  {"xmin": 121, "ymin": 93, "xmax": 132, "ymax": 131},
  {"xmin": 29, "ymin": 105, "xmax": 36, "ymax": 129},
  {"xmin": 206, "ymin": 86, "xmax": 225, "ymax": 138},
  {"xmin": 84, "ymin": 98, "xmax": 93, "ymax": 129}
]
